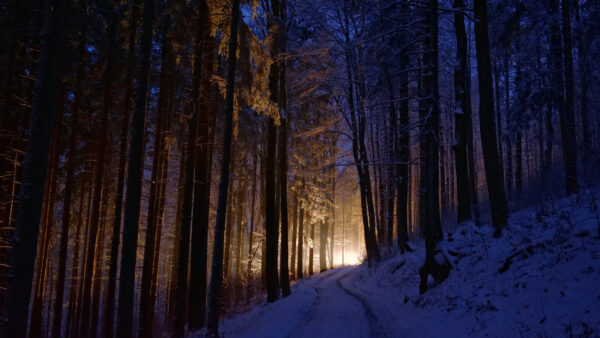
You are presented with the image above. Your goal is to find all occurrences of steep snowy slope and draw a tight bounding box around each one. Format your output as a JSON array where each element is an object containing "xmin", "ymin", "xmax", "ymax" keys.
[{"xmin": 344, "ymin": 192, "xmax": 600, "ymax": 337}]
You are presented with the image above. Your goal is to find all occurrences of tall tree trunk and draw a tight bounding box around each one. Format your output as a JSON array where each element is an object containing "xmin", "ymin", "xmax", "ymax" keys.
[
  {"xmin": 103, "ymin": 2, "xmax": 138, "ymax": 336},
  {"xmin": 234, "ymin": 185, "xmax": 245, "ymax": 299},
  {"xmin": 167, "ymin": 141, "xmax": 186, "ymax": 323},
  {"xmin": 66, "ymin": 180, "xmax": 87, "ymax": 338},
  {"xmin": 246, "ymin": 153, "xmax": 258, "ymax": 301},
  {"xmin": 224, "ymin": 176, "xmax": 236, "ymax": 281},
  {"xmin": 151, "ymin": 141, "xmax": 170, "ymax": 318},
  {"xmin": 319, "ymin": 220, "xmax": 328, "ymax": 272},
  {"xmin": 52, "ymin": 27, "xmax": 87, "ymax": 338},
  {"xmin": 139, "ymin": 14, "xmax": 172, "ymax": 337},
  {"xmin": 116, "ymin": 0, "xmax": 155, "ymax": 336},
  {"xmin": 504, "ymin": 55, "xmax": 514, "ymax": 190},
  {"xmin": 329, "ymin": 183, "xmax": 335, "ymax": 268},
  {"xmin": 265, "ymin": 0, "xmax": 282, "ymax": 303},
  {"xmin": 30, "ymin": 116, "xmax": 61, "ymax": 338},
  {"xmin": 70, "ymin": 164, "xmax": 95, "ymax": 338},
  {"xmin": 297, "ymin": 199, "xmax": 304, "ymax": 279},
  {"xmin": 452, "ymin": 0, "xmax": 472, "ymax": 224},
  {"xmin": 80, "ymin": 12, "xmax": 117, "ymax": 337},
  {"xmin": 396, "ymin": 50, "xmax": 410, "ymax": 253},
  {"xmin": 382, "ymin": 88, "xmax": 395, "ymax": 247},
  {"xmin": 189, "ymin": 1, "xmax": 214, "ymax": 330},
  {"xmin": 279, "ymin": 116, "xmax": 291, "ymax": 296},
  {"xmin": 418, "ymin": 0, "xmax": 449, "ymax": 294},
  {"xmin": 342, "ymin": 10, "xmax": 380, "ymax": 262},
  {"xmin": 494, "ymin": 62, "xmax": 505, "ymax": 182},
  {"xmin": 474, "ymin": 0, "xmax": 509, "ymax": 236},
  {"xmin": 356, "ymin": 54, "xmax": 381, "ymax": 261},
  {"xmin": 90, "ymin": 160, "xmax": 111, "ymax": 338},
  {"xmin": 265, "ymin": 116, "xmax": 280, "ymax": 301},
  {"xmin": 1, "ymin": 0, "xmax": 67, "ymax": 335},
  {"xmin": 171, "ymin": 0, "xmax": 209, "ymax": 333},
  {"xmin": 206, "ymin": 0, "xmax": 240, "ymax": 335},
  {"xmin": 0, "ymin": 0, "xmax": 32, "ymax": 276},
  {"xmin": 560, "ymin": 0, "xmax": 578, "ymax": 194},
  {"xmin": 309, "ymin": 220, "xmax": 314, "ymax": 276},
  {"xmin": 290, "ymin": 191, "xmax": 298, "ymax": 280}
]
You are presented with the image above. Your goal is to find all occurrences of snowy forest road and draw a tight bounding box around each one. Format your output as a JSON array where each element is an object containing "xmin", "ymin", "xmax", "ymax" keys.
[
  {"xmin": 289, "ymin": 267, "xmax": 388, "ymax": 338},
  {"xmin": 215, "ymin": 266, "xmax": 393, "ymax": 338}
]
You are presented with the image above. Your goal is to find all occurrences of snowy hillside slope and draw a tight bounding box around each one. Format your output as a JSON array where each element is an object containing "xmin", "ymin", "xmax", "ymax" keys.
[
  {"xmin": 344, "ymin": 192, "xmax": 600, "ymax": 337},
  {"xmin": 202, "ymin": 191, "xmax": 600, "ymax": 338}
]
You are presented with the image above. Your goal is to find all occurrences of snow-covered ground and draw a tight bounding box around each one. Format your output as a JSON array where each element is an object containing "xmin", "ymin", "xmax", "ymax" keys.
[{"xmin": 203, "ymin": 191, "xmax": 600, "ymax": 337}]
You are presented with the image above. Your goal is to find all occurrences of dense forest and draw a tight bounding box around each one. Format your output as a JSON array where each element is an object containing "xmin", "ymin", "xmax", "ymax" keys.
[{"xmin": 0, "ymin": 0, "xmax": 598, "ymax": 337}]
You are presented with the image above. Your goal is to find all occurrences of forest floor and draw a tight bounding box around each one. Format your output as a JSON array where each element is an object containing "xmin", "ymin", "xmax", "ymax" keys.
[{"xmin": 202, "ymin": 190, "xmax": 600, "ymax": 338}]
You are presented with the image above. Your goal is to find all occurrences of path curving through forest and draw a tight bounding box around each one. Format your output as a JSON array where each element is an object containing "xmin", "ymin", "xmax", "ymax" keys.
[
  {"xmin": 214, "ymin": 266, "xmax": 391, "ymax": 338},
  {"xmin": 288, "ymin": 266, "xmax": 382, "ymax": 338}
]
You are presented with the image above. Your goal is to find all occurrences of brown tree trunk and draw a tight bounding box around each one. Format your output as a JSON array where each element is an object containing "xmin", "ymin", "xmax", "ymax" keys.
[
  {"xmin": 290, "ymin": 191, "xmax": 298, "ymax": 280},
  {"xmin": 418, "ymin": 0, "xmax": 450, "ymax": 294},
  {"xmin": 309, "ymin": 219, "xmax": 314, "ymax": 276},
  {"xmin": 452, "ymin": 0, "xmax": 472, "ymax": 224},
  {"xmin": 150, "ymin": 138, "xmax": 170, "ymax": 331},
  {"xmin": 90, "ymin": 160, "xmax": 112, "ymax": 338},
  {"xmin": 265, "ymin": 115, "xmax": 280, "ymax": 301},
  {"xmin": 103, "ymin": 2, "xmax": 138, "ymax": 336},
  {"xmin": 319, "ymin": 220, "xmax": 328, "ymax": 272},
  {"xmin": 116, "ymin": 0, "xmax": 155, "ymax": 336},
  {"xmin": 80, "ymin": 14, "xmax": 117, "ymax": 336},
  {"xmin": 560, "ymin": 0, "xmax": 578, "ymax": 194},
  {"xmin": 205, "ymin": 0, "xmax": 240, "ymax": 334},
  {"xmin": 189, "ymin": 0, "xmax": 214, "ymax": 330},
  {"xmin": 396, "ymin": 49, "xmax": 410, "ymax": 253},
  {"xmin": 1, "ymin": 0, "xmax": 67, "ymax": 335},
  {"xmin": 139, "ymin": 14, "xmax": 172, "ymax": 337},
  {"xmin": 297, "ymin": 198, "xmax": 304, "ymax": 279},
  {"xmin": 224, "ymin": 174, "xmax": 236, "ymax": 281},
  {"xmin": 71, "ymin": 164, "xmax": 95, "ymax": 338},
  {"xmin": 279, "ymin": 115, "xmax": 291, "ymax": 296},
  {"xmin": 30, "ymin": 118, "xmax": 61, "ymax": 338},
  {"xmin": 66, "ymin": 180, "xmax": 87, "ymax": 338},
  {"xmin": 342, "ymin": 8, "xmax": 380, "ymax": 262},
  {"xmin": 504, "ymin": 55, "xmax": 514, "ymax": 190},
  {"xmin": 474, "ymin": 0, "xmax": 509, "ymax": 236},
  {"xmin": 246, "ymin": 152, "xmax": 258, "ymax": 301},
  {"xmin": 167, "ymin": 141, "xmax": 186, "ymax": 323},
  {"xmin": 52, "ymin": 28, "xmax": 86, "ymax": 338},
  {"xmin": 234, "ymin": 184, "xmax": 245, "ymax": 300}
]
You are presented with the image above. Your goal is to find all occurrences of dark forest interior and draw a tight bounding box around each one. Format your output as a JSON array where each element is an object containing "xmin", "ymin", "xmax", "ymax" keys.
[{"xmin": 1, "ymin": 0, "xmax": 599, "ymax": 337}]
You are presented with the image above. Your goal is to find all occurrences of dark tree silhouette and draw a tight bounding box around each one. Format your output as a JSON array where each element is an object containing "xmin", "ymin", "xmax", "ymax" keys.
[
  {"xmin": 116, "ymin": 0, "xmax": 155, "ymax": 336},
  {"xmin": 474, "ymin": 0, "xmax": 509, "ymax": 236},
  {"xmin": 206, "ymin": 0, "xmax": 240, "ymax": 335},
  {"xmin": 1, "ymin": 0, "xmax": 68, "ymax": 335}
]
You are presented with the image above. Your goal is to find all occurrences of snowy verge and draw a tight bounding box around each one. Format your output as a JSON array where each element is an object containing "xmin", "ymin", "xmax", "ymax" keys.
[{"xmin": 343, "ymin": 192, "xmax": 600, "ymax": 337}]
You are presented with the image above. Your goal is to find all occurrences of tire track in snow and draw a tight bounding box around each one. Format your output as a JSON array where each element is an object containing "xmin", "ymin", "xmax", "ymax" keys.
[
  {"xmin": 288, "ymin": 267, "xmax": 353, "ymax": 337},
  {"xmin": 337, "ymin": 272, "xmax": 391, "ymax": 338}
]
